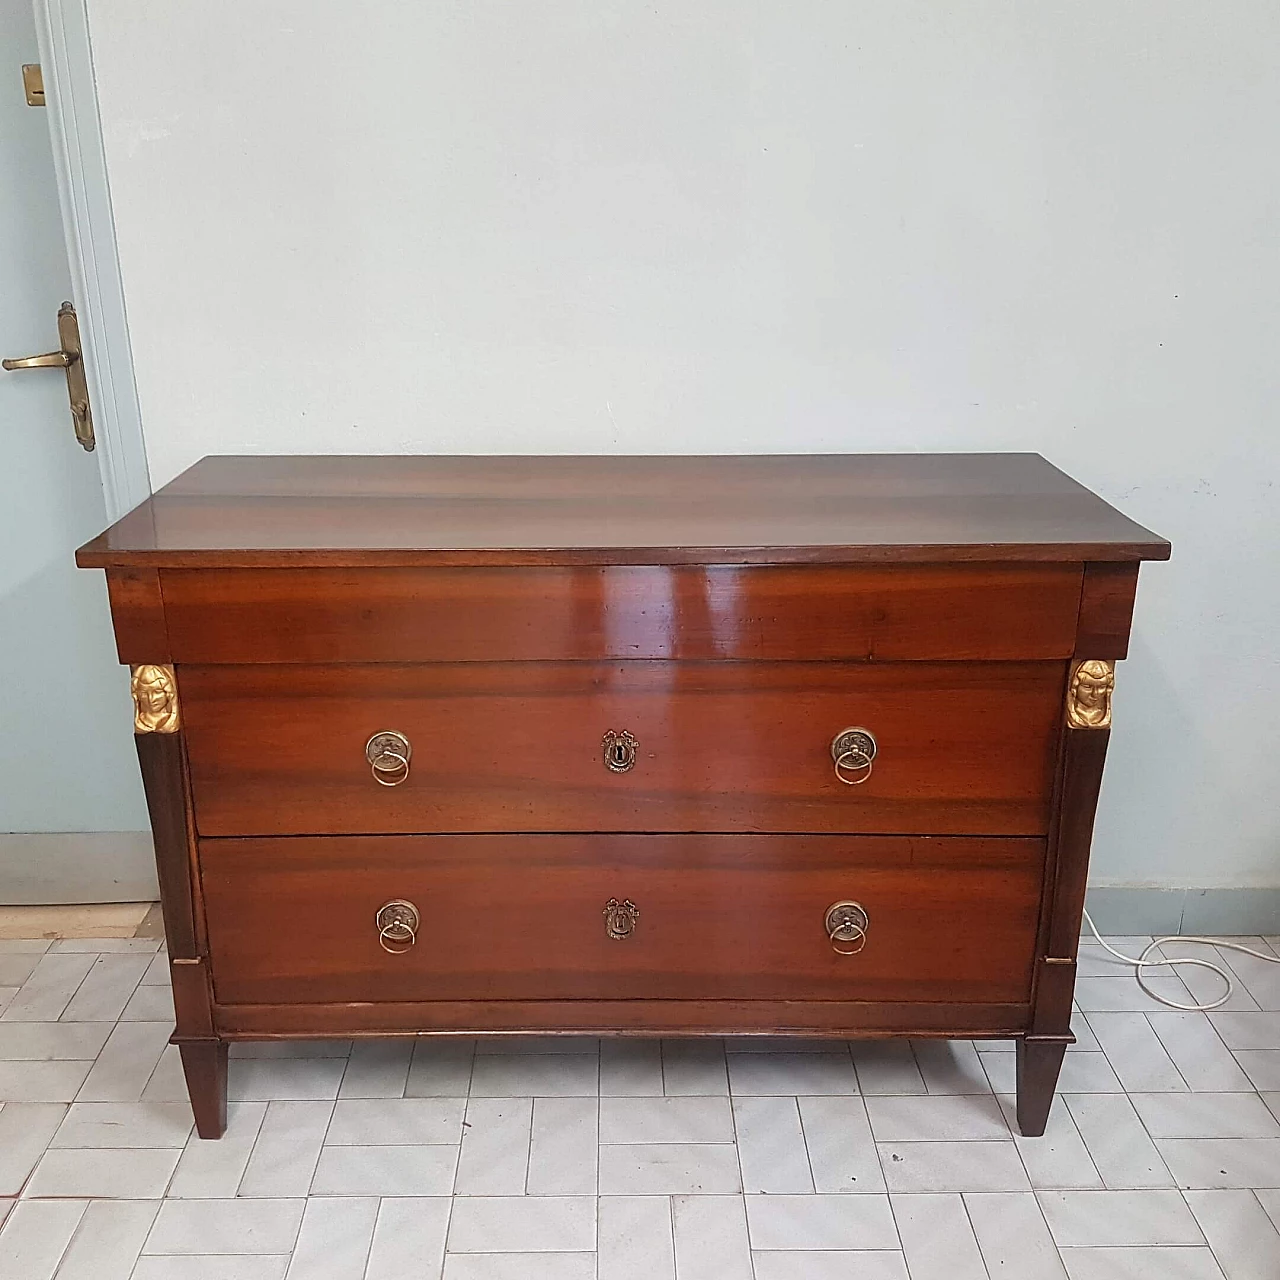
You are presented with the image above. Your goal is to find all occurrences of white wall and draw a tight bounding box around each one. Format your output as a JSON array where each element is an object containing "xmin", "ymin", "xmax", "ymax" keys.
[{"xmin": 85, "ymin": 1, "xmax": 1279, "ymax": 890}]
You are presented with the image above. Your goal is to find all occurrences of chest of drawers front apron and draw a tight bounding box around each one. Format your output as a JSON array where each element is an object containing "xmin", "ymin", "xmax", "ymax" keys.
[{"xmin": 179, "ymin": 660, "xmax": 1064, "ymax": 837}]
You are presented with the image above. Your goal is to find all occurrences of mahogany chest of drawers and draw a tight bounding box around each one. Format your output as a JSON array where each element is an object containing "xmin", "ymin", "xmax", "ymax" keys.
[{"xmin": 78, "ymin": 453, "xmax": 1169, "ymax": 1138}]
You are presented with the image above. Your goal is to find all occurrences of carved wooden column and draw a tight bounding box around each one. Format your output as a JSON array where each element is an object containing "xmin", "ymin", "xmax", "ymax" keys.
[
  {"xmin": 131, "ymin": 662, "xmax": 227, "ymax": 1139},
  {"xmin": 1018, "ymin": 566, "xmax": 1125, "ymax": 1137}
]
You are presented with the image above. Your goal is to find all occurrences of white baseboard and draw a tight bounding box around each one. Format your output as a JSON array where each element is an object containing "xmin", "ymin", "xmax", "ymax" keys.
[{"xmin": 0, "ymin": 832, "xmax": 157, "ymax": 904}]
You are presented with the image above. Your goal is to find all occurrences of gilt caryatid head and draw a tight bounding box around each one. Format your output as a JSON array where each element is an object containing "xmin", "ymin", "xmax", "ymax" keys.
[
  {"xmin": 1068, "ymin": 659, "xmax": 1114, "ymax": 729},
  {"xmin": 131, "ymin": 664, "xmax": 180, "ymax": 734}
]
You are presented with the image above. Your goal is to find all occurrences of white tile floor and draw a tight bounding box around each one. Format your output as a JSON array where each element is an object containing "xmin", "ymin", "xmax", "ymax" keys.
[{"xmin": 1, "ymin": 934, "xmax": 1280, "ymax": 1278}]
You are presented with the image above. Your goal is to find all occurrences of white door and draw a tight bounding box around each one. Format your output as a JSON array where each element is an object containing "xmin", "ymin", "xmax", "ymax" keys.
[{"xmin": 0, "ymin": 0, "xmax": 153, "ymax": 902}]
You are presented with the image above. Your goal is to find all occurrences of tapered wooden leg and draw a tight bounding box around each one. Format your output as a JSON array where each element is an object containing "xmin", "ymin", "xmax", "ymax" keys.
[
  {"xmin": 1016, "ymin": 1037, "xmax": 1068, "ymax": 1136},
  {"xmin": 179, "ymin": 1040, "xmax": 228, "ymax": 1139}
]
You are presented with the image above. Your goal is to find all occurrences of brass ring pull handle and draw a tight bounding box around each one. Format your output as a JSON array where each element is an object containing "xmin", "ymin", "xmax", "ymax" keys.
[
  {"xmin": 825, "ymin": 900, "xmax": 870, "ymax": 955},
  {"xmin": 830, "ymin": 727, "xmax": 877, "ymax": 786},
  {"xmin": 604, "ymin": 898, "xmax": 639, "ymax": 940},
  {"xmin": 366, "ymin": 731, "xmax": 412, "ymax": 787},
  {"xmin": 834, "ymin": 748, "xmax": 874, "ymax": 785},
  {"xmin": 376, "ymin": 899, "xmax": 419, "ymax": 953}
]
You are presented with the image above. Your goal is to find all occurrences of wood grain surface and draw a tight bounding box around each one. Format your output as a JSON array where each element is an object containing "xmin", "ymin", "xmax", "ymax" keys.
[
  {"xmin": 215, "ymin": 1000, "xmax": 1032, "ymax": 1039},
  {"xmin": 200, "ymin": 833, "xmax": 1043, "ymax": 1006},
  {"xmin": 76, "ymin": 454, "xmax": 1171, "ymax": 568},
  {"xmin": 159, "ymin": 563, "xmax": 1082, "ymax": 664},
  {"xmin": 180, "ymin": 660, "xmax": 1065, "ymax": 838}
]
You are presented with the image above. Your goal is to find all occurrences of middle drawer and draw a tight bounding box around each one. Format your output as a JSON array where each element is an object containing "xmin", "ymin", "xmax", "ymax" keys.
[{"xmin": 182, "ymin": 661, "xmax": 1064, "ymax": 837}]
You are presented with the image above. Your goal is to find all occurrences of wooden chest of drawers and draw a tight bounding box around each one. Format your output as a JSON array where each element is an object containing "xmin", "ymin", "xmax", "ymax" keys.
[{"xmin": 78, "ymin": 453, "xmax": 1168, "ymax": 1138}]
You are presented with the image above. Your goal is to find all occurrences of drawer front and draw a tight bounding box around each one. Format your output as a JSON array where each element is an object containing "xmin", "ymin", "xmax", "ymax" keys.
[
  {"xmin": 182, "ymin": 661, "xmax": 1064, "ymax": 837},
  {"xmin": 159, "ymin": 563, "xmax": 1083, "ymax": 663},
  {"xmin": 201, "ymin": 834, "xmax": 1043, "ymax": 1006}
]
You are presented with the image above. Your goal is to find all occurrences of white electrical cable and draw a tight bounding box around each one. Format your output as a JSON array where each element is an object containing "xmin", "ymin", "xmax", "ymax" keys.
[{"xmin": 1082, "ymin": 908, "xmax": 1280, "ymax": 1011}]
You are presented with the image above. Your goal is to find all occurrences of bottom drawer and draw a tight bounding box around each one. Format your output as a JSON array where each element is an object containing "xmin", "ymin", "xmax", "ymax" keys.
[{"xmin": 201, "ymin": 835, "xmax": 1043, "ymax": 1006}]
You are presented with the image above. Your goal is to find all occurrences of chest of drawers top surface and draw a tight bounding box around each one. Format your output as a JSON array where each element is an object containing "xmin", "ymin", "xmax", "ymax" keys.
[{"xmin": 77, "ymin": 452, "xmax": 1170, "ymax": 568}]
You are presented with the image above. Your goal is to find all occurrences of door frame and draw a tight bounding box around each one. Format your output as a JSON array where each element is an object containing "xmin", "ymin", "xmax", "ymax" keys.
[{"xmin": 34, "ymin": 0, "xmax": 150, "ymax": 522}]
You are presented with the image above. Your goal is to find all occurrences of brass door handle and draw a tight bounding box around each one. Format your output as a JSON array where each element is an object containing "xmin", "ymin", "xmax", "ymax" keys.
[
  {"xmin": 825, "ymin": 900, "xmax": 869, "ymax": 955},
  {"xmin": 2, "ymin": 302, "xmax": 95, "ymax": 450},
  {"xmin": 376, "ymin": 900, "xmax": 419, "ymax": 953},
  {"xmin": 830, "ymin": 727, "xmax": 878, "ymax": 786},
  {"xmin": 3, "ymin": 350, "xmax": 73, "ymax": 370},
  {"xmin": 366, "ymin": 731, "xmax": 412, "ymax": 786}
]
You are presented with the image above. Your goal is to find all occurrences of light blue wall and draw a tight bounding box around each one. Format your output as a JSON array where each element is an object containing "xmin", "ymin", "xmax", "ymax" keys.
[{"xmin": 0, "ymin": 0, "xmax": 146, "ymax": 836}]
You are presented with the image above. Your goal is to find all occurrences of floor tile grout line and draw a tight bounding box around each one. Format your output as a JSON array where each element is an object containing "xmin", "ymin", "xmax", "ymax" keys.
[
  {"xmin": 354, "ymin": 1194, "xmax": 380, "ymax": 1280},
  {"xmin": 591, "ymin": 1077, "xmax": 600, "ymax": 1264},
  {"xmin": 1139, "ymin": 1009, "xmax": 1193, "ymax": 1094},
  {"xmin": 58, "ymin": 953, "xmax": 148, "ymax": 1026},
  {"xmin": 1084, "ymin": 1005, "xmax": 1191, "ymax": 1098},
  {"xmin": 955, "ymin": 1190, "xmax": 995, "ymax": 1280},
  {"xmin": 977, "ymin": 1051, "xmax": 1011, "ymax": 1127},
  {"xmin": 307, "ymin": 1096, "xmax": 342, "ymax": 1199},
  {"xmin": 905, "ymin": 1039, "xmax": 925, "ymax": 1099},
  {"xmin": 1121, "ymin": 1064, "xmax": 1186, "ymax": 1193},
  {"xmin": 1250, "ymin": 1188, "xmax": 1280, "ymax": 1247},
  {"xmin": 727, "ymin": 1088, "xmax": 748, "ymax": 1197},
  {"xmin": 664, "ymin": 1193, "xmax": 676, "ymax": 1280},
  {"xmin": 1145, "ymin": 1007, "xmax": 1238, "ymax": 1093},
  {"xmin": 522, "ymin": 1096, "xmax": 533, "ymax": 1196},
  {"xmin": 864, "ymin": 1090, "xmax": 896, "ymax": 1194},
  {"xmin": 792, "ymin": 1094, "xmax": 820, "ymax": 1195},
  {"xmin": 8, "ymin": 949, "xmax": 98, "ymax": 1025},
  {"xmin": 1055, "ymin": 1090, "xmax": 1104, "ymax": 1190},
  {"xmin": 135, "ymin": 1025, "xmax": 175, "ymax": 1105},
  {"xmin": 157, "ymin": 1120, "xmax": 186, "ymax": 1201},
  {"xmin": 1027, "ymin": 1184, "xmax": 1076, "ymax": 1263},
  {"xmin": 848, "ymin": 1040, "xmax": 864, "ymax": 1095},
  {"xmin": 41, "ymin": 1195, "xmax": 90, "ymax": 1280},
  {"xmin": 1216, "ymin": 940, "xmax": 1276, "ymax": 1005},
  {"xmin": 55, "ymin": 952, "xmax": 99, "ymax": 1024},
  {"xmin": 462, "ymin": 1038, "xmax": 477, "ymax": 1101},
  {"xmin": 439, "ymin": 1182, "xmax": 459, "ymax": 1273},
  {"xmin": 1175, "ymin": 1186, "xmax": 1215, "ymax": 1256},
  {"xmin": 231, "ymin": 1098, "xmax": 271, "ymax": 1198}
]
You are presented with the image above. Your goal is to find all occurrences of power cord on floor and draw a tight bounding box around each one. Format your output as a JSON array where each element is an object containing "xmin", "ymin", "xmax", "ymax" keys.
[{"xmin": 1081, "ymin": 908, "xmax": 1280, "ymax": 1011}]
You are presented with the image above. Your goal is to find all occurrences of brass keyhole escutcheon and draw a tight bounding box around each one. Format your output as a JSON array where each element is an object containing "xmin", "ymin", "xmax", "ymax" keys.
[
  {"xmin": 366, "ymin": 731, "xmax": 412, "ymax": 787},
  {"xmin": 824, "ymin": 900, "xmax": 870, "ymax": 955},
  {"xmin": 603, "ymin": 729, "xmax": 638, "ymax": 774},
  {"xmin": 830, "ymin": 727, "xmax": 878, "ymax": 786},
  {"xmin": 376, "ymin": 899, "xmax": 420, "ymax": 954},
  {"xmin": 604, "ymin": 898, "xmax": 639, "ymax": 940}
]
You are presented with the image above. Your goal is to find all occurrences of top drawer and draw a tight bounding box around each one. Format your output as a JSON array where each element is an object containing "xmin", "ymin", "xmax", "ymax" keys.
[
  {"xmin": 181, "ymin": 660, "xmax": 1063, "ymax": 838},
  {"xmin": 157, "ymin": 564, "xmax": 1082, "ymax": 664}
]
